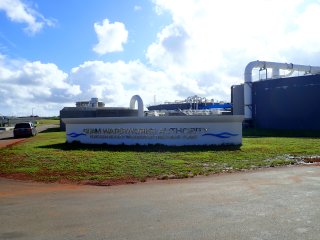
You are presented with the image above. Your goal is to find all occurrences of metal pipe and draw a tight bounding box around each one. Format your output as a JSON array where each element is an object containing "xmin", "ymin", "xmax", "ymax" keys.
[
  {"xmin": 244, "ymin": 60, "xmax": 320, "ymax": 119},
  {"xmin": 130, "ymin": 95, "xmax": 144, "ymax": 117}
]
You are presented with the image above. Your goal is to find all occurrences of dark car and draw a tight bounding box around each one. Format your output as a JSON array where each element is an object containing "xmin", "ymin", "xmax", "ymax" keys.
[{"xmin": 13, "ymin": 122, "xmax": 37, "ymax": 138}]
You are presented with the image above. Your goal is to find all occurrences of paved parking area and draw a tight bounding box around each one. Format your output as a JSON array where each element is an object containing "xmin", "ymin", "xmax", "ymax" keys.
[{"xmin": 0, "ymin": 165, "xmax": 319, "ymax": 240}]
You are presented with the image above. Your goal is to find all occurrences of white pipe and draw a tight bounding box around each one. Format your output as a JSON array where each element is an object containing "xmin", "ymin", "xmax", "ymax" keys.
[
  {"xmin": 244, "ymin": 60, "xmax": 320, "ymax": 119},
  {"xmin": 130, "ymin": 95, "xmax": 144, "ymax": 117},
  {"xmin": 271, "ymin": 68, "xmax": 280, "ymax": 78}
]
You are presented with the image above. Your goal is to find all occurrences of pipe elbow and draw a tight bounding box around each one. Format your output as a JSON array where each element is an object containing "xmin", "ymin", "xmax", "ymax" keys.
[
  {"xmin": 130, "ymin": 95, "xmax": 144, "ymax": 117},
  {"xmin": 244, "ymin": 60, "xmax": 266, "ymax": 82}
]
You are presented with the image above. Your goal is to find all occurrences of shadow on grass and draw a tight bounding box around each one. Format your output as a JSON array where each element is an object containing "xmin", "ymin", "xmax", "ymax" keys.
[
  {"xmin": 38, "ymin": 142, "xmax": 241, "ymax": 152},
  {"xmin": 39, "ymin": 127, "xmax": 62, "ymax": 133},
  {"xmin": 0, "ymin": 137, "xmax": 14, "ymax": 140}
]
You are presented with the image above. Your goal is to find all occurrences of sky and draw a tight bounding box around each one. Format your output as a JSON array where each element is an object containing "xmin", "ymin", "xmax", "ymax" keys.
[{"xmin": 1, "ymin": 0, "xmax": 320, "ymax": 116}]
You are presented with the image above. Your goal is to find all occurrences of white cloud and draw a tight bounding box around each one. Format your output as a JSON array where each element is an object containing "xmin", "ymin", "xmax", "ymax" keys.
[
  {"xmin": 284, "ymin": 3, "xmax": 320, "ymax": 53},
  {"xmin": 147, "ymin": 24, "xmax": 190, "ymax": 69},
  {"xmin": 68, "ymin": 59, "xmax": 230, "ymax": 108},
  {"xmin": 3, "ymin": 0, "xmax": 320, "ymax": 116},
  {"xmin": 134, "ymin": 5, "xmax": 142, "ymax": 11},
  {"xmin": 147, "ymin": 0, "xmax": 320, "ymax": 101},
  {"xmin": 0, "ymin": 0, "xmax": 54, "ymax": 34},
  {"xmin": 0, "ymin": 54, "xmax": 80, "ymax": 116},
  {"xmin": 93, "ymin": 19, "xmax": 128, "ymax": 55},
  {"xmin": 70, "ymin": 60, "xmax": 176, "ymax": 107},
  {"xmin": 0, "ymin": 54, "xmax": 182, "ymax": 116}
]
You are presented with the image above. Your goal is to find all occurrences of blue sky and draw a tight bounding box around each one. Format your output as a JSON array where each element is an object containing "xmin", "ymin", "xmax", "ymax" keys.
[
  {"xmin": 0, "ymin": 0, "xmax": 170, "ymax": 71},
  {"xmin": 1, "ymin": 0, "xmax": 320, "ymax": 116}
]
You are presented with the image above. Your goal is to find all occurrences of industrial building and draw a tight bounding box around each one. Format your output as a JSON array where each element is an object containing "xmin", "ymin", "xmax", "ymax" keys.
[
  {"xmin": 60, "ymin": 98, "xmax": 138, "ymax": 130},
  {"xmin": 232, "ymin": 61, "xmax": 320, "ymax": 130},
  {"xmin": 60, "ymin": 61, "xmax": 320, "ymax": 132}
]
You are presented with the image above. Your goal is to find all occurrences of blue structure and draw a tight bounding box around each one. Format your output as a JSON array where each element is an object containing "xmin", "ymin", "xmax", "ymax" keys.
[
  {"xmin": 232, "ymin": 74, "xmax": 320, "ymax": 130},
  {"xmin": 147, "ymin": 96, "xmax": 232, "ymax": 111}
]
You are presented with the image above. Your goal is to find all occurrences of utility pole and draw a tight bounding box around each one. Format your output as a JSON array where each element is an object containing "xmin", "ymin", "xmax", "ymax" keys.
[{"xmin": 32, "ymin": 108, "xmax": 35, "ymax": 124}]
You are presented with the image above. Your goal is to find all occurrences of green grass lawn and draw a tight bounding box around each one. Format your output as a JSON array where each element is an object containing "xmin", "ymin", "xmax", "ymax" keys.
[
  {"xmin": 36, "ymin": 119, "xmax": 60, "ymax": 125},
  {"xmin": 0, "ymin": 128, "xmax": 319, "ymax": 184}
]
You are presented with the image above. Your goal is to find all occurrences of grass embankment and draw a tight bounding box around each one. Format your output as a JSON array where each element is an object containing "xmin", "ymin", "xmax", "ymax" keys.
[
  {"xmin": 0, "ymin": 128, "xmax": 319, "ymax": 184},
  {"xmin": 36, "ymin": 119, "xmax": 60, "ymax": 125}
]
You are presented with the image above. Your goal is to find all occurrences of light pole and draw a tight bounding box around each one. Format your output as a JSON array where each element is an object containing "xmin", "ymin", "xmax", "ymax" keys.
[{"xmin": 32, "ymin": 108, "xmax": 35, "ymax": 123}]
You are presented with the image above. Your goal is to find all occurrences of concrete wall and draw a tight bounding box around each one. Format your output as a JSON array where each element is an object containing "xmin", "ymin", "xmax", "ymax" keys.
[{"xmin": 63, "ymin": 115, "xmax": 244, "ymax": 146}]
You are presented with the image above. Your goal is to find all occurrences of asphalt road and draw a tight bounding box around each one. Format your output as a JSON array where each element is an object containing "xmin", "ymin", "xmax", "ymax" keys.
[{"xmin": 0, "ymin": 165, "xmax": 319, "ymax": 240}]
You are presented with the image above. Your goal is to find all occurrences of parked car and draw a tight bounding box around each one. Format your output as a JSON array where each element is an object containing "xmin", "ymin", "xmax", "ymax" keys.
[{"xmin": 13, "ymin": 122, "xmax": 37, "ymax": 138}]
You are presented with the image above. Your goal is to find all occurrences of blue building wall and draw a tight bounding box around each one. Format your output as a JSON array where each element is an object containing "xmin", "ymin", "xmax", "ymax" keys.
[{"xmin": 252, "ymin": 74, "xmax": 320, "ymax": 130}]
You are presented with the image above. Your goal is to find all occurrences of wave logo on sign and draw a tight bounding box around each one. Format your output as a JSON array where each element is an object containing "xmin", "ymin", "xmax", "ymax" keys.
[
  {"xmin": 202, "ymin": 132, "xmax": 238, "ymax": 139},
  {"xmin": 67, "ymin": 132, "xmax": 87, "ymax": 138}
]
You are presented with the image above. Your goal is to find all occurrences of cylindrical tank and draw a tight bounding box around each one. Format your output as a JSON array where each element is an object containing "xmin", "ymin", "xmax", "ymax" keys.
[{"xmin": 231, "ymin": 85, "xmax": 244, "ymax": 115}]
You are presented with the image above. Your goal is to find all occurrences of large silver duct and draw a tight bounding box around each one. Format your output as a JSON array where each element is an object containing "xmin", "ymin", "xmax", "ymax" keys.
[
  {"xmin": 130, "ymin": 95, "xmax": 144, "ymax": 117},
  {"xmin": 244, "ymin": 60, "xmax": 320, "ymax": 119}
]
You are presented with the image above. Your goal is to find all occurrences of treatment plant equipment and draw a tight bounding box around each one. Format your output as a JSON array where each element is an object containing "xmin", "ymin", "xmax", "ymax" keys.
[
  {"xmin": 63, "ymin": 95, "xmax": 243, "ymax": 146},
  {"xmin": 147, "ymin": 95, "xmax": 232, "ymax": 112},
  {"xmin": 232, "ymin": 60, "xmax": 320, "ymax": 130}
]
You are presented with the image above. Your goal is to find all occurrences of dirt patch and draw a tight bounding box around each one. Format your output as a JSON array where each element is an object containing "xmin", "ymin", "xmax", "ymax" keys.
[
  {"xmin": 80, "ymin": 177, "xmax": 139, "ymax": 186},
  {"xmin": 0, "ymin": 139, "xmax": 26, "ymax": 148},
  {"xmin": 0, "ymin": 172, "xmax": 139, "ymax": 187},
  {"xmin": 0, "ymin": 173, "xmax": 33, "ymax": 182},
  {"xmin": 284, "ymin": 155, "xmax": 320, "ymax": 165},
  {"xmin": 303, "ymin": 157, "xmax": 320, "ymax": 163}
]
